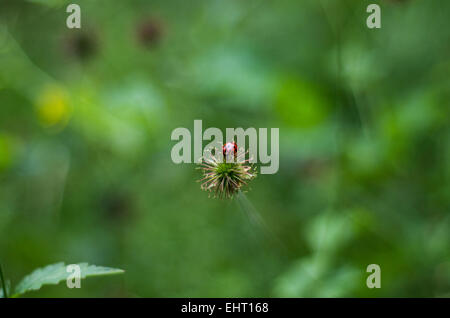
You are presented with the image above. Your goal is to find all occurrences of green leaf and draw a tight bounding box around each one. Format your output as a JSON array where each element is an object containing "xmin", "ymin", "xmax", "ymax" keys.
[{"xmin": 13, "ymin": 262, "xmax": 124, "ymax": 297}]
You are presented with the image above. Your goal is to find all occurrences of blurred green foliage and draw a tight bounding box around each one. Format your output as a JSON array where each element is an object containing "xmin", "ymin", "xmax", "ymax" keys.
[{"xmin": 0, "ymin": 0, "xmax": 449, "ymax": 297}]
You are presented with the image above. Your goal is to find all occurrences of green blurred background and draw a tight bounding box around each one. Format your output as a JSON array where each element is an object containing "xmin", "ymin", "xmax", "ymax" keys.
[{"xmin": 0, "ymin": 0, "xmax": 449, "ymax": 297}]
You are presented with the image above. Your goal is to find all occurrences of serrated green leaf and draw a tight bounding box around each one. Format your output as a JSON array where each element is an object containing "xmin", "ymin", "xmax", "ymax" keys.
[{"xmin": 13, "ymin": 262, "xmax": 124, "ymax": 297}]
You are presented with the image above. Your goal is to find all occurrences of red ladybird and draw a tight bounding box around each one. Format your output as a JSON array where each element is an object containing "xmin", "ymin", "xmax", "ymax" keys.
[{"xmin": 222, "ymin": 142, "xmax": 238, "ymax": 157}]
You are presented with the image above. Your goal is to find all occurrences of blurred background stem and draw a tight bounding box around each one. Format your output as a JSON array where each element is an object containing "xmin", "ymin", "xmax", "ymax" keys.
[
  {"xmin": 236, "ymin": 191, "xmax": 286, "ymax": 253},
  {"xmin": 0, "ymin": 263, "xmax": 8, "ymax": 298}
]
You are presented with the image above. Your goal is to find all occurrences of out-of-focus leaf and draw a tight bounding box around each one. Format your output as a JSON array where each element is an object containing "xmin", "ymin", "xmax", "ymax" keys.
[
  {"xmin": 315, "ymin": 266, "xmax": 361, "ymax": 298},
  {"xmin": 276, "ymin": 77, "xmax": 329, "ymax": 128},
  {"xmin": 306, "ymin": 212, "xmax": 355, "ymax": 253},
  {"xmin": 274, "ymin": 256, "xmax": 329, "ymax": 297}
]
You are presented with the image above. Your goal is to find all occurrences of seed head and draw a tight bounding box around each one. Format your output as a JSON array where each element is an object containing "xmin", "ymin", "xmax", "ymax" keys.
[{"xmin": 198, "ymin": 144, "xmax": 257, "ymax": 199}]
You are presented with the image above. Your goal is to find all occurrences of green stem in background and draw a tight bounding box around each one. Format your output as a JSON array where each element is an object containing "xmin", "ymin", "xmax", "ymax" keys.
[
  {"xmin": 0, "ymin": 263, "xmax": 8, "ymax": 298},
  {"xmin": 236, "ymin": 191, "xmax": 286, "ymax": 253}
]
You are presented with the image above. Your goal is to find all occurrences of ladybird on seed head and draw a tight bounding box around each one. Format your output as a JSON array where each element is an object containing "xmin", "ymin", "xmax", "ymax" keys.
[{"xmin": 222, "ymin": 142, "xmax": 238, "ymax": 157}]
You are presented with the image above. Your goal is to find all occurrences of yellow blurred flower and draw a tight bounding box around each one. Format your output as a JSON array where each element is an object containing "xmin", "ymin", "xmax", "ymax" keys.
[{"xmin": 35, "ymin": 85, "xmax": 72, "ymax": 128}]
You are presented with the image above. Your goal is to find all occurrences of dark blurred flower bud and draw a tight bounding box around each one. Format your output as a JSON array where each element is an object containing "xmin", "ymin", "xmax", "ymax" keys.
[
  {"xmin": 62, "ymin": 29, "xmax": 99, "ymax": 61},
  {"xmin": 100, "ymin": 190, "xmax": 134, "ymax": 224},
  {"xmin": 136, "ymin": 18, "xmax": 164, "ymax": 48}
]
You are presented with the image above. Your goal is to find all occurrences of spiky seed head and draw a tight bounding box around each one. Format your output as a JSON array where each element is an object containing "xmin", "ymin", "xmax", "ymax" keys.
[{"xmin": 198, "ymin": 144, "xmax": 256, "ymax": 199}]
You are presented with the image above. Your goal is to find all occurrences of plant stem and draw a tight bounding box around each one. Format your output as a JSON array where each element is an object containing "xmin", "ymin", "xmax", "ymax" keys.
[
  {"xmin": 0, "ymin": 263, "xmax": 8, "ymax": 298},
  {"xmin": 236, "ymin": 191, "xmax": 286, "ymax": 252}
]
